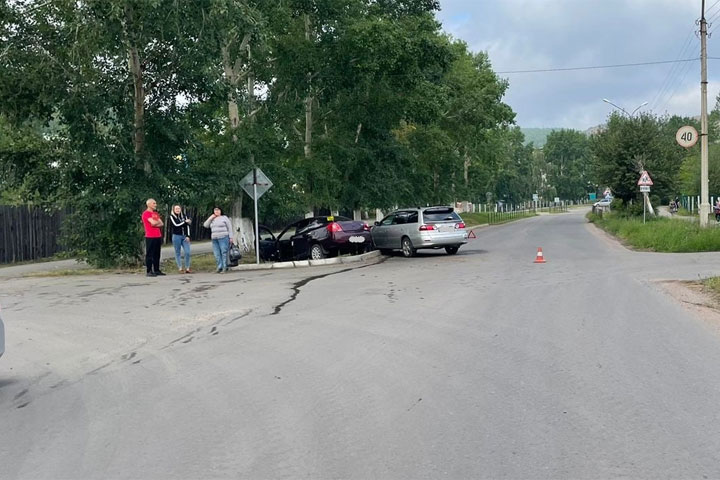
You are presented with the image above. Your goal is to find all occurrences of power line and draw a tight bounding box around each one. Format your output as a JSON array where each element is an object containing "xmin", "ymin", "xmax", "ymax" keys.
[
  {"xmin": 495, "ymin": 58, "xmax": 698, "ymax": 74},
  {"xmin": 656, "ymin": 55, "xmax": 697, "ymax": 113},
  {"xmin": 705, "ymin": 0, "xmax": 720, "ymax": 15},
  {"xmin": 708, "ymin": 0, "xmax": 720, "ymax": 18},
  {"xmin": 709, "ymin": 18, "xmax": 720, "ymax": 34},
  {"xmin": 650, "ymin": 24, "xmax": 698, "ymax": 111}
]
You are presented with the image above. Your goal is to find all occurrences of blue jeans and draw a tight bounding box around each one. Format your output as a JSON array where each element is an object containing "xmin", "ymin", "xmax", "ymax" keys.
[
  {"xmin": 212, "ymin": 236, "xmax": 230, "ymax": 270},
  {"xmin": 172, "ymin": 234, "xmax": 191, "ymax": 269}
]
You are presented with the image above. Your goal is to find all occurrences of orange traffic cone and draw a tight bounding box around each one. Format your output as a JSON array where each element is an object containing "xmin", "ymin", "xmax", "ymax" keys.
[{"xmin": 534, "ymin": 247, "xmax": 546, "ymax": 263}]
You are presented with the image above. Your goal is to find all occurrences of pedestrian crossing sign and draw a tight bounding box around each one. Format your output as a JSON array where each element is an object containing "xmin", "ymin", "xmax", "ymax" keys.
[{"xmin": 637, "ymin": 170, "xmax": 653, "ymax": 186}]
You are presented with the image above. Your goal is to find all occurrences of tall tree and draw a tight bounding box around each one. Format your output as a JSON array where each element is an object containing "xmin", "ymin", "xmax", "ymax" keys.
[
  {"xmin": 544, "ymin": 129, "xmax": 591, "ymax": 201},
  {"xmin": 591, "ymin": 113, "xmax": 684, "ymax": 204}
]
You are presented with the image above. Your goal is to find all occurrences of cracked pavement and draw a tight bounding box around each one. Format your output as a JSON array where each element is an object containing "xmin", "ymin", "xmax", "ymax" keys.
[{"xmin": 4, "ymin": 209, "xmax": 720, "ymax": 479}]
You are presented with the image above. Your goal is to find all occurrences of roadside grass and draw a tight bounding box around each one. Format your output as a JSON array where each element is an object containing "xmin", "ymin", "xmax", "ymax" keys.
[
  {"xmin": 24, "ymin": 268, "xmax": 115, "ymax": 277},
  {"xmin": 703, "ymin": 277, "xmax": 720, "ymax": 297},
  {"xmin": 588, "ymin": 211, "xmax": 720, "ymax": 252},
  {"xmin": 23, "ymin": 252, "xmax": 257, "ymax": 277},
  {"xmin": 461, "ymin": 211, "xmax": 537, "ymax": 226}
]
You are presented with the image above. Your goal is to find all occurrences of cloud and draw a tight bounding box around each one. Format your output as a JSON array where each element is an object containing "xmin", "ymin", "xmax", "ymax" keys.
[{"xmin": 436, "ymin": 0, "xmax": 717, "ymax": 129}]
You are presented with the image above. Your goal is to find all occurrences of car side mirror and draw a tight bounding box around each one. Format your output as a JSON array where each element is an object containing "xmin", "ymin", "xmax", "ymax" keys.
[{"xmin": 374, "ymin": 221, "xmax": 381, "ymax": 226}]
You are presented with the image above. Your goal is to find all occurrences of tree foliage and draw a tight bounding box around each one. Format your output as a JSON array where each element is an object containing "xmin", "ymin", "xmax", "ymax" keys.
[
  {"xmin": 544, "ymin": 129, "xmax": 591, "ymax": 201},
  {"xmin": 1, "ymin": 0, "xmax": 529, "ymax": 266},
  {"xmin": 591, "ymin": 113, "xmax": 685, "ymax": 204}
]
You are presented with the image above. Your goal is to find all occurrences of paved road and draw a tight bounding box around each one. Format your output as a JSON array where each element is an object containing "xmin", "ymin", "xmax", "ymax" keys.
[{"xmin": 3, "ymin": 209, "xmax": 720, "ymax": 479}]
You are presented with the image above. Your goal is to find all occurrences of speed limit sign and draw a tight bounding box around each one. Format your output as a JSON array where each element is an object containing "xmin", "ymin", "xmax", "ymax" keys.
[{"xmin": 676, "ymin": 125, "xmax": 699, "ymax": 148}]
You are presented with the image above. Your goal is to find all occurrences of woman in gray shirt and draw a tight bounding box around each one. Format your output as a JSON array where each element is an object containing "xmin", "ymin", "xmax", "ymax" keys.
[{"xmin": 203, "ymin": 207, "xmax": 233, "ymax": 273}]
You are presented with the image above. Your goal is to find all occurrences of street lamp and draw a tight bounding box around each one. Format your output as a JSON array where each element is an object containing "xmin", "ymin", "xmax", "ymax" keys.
[{"xmin": 602, "ymin": 98, "xmax": 648, "ymax": 117}]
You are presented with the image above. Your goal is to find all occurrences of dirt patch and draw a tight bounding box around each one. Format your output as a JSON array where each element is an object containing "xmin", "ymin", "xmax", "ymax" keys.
[{"xmin": 658, "ymin": 280, "xmax": 720, "ymax": 336}]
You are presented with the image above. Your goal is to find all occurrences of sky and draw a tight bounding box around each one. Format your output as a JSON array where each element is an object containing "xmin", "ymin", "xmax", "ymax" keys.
[{"xmin": 435, "ymin": 0, "xmax": 720, "ymax": 130}]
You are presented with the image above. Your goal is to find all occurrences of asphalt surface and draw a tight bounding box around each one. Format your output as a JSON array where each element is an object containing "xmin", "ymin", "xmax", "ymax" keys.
[{"xmin": 3, "ymin": 209, "xmax": 720, "ymax": 479}]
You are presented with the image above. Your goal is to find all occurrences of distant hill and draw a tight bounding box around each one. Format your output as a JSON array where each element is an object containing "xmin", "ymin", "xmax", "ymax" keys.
[{"xmin": 521, "ymin": 128, "xmax": 559, "ymax": 147}]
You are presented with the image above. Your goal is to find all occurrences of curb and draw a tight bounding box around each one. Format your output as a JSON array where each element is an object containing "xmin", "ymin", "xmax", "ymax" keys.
[{"xmin": 230, "ymin": 250, "xmax": 381, "ymax": 272}]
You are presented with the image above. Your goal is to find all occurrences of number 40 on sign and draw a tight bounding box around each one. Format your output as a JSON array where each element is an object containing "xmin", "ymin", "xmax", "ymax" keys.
[{"xmin": 676, "ymin": 125, "xmax": 698, "ymax": 148}]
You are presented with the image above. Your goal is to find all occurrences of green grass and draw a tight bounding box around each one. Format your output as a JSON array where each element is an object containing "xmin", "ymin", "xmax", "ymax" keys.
[
  {"xmin": 588, "ymin": 212, "xmax": 720, "ymax": 252},
  {"xmin": 23, "ymin": 252, "xmax": 258, "ymax": 277},
  {"xmin": 703, "ymin": 277, "xmax": 720, "ymax": 297},
  {"xmin": 461, "ymin": 210, "xmax": 537, "ymax": 226}
]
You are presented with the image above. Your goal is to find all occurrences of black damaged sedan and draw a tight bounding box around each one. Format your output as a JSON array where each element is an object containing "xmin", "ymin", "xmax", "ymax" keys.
[{"xmin": 258, "ymin": 216, "xmax": 372, "ymax": 262}]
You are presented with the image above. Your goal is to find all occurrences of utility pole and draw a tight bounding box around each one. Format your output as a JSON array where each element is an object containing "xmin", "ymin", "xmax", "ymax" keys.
[{"xmin": 700, "ymin": 0, "xmax": 710, "ymax": 227}]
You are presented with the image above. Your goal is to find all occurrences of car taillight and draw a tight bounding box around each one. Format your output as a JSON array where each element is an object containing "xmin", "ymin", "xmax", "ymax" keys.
[
  {"xmin": 419, "ymin": 224, "xmax": 435, "ymax": 231},
  {"xmin": 363, "ymin": 223, "xmax": 370, "ymax": 231},
  {"xmin": 456, "ymin": 222, "xmax": 465, "ymax": 229},
  {"xmin": 327, "ymin": 222, "xmax": 343, "ymax": 233}
]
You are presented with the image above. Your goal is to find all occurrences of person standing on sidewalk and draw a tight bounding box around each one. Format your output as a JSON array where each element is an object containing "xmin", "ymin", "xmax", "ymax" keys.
[
  {"xmin": 142, "ymin": 198, "xmax": 165, "ymax": 277},
  {"xmin": 170, "ymin": 205, "xmax": 192, "ymax": 273},
  {"xmin": 203, "ymin": 207, "xmax": 232, "ymax": 273}
]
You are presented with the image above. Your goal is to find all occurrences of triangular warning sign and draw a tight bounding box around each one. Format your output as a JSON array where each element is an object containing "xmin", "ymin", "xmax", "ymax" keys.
[
  {"xmin": 637, "ymin": 170, "xmax": 653, "ymax": 186},
  {"xmin": 467, "ymin": 230, "xmax": 476, "ymax": 239}
]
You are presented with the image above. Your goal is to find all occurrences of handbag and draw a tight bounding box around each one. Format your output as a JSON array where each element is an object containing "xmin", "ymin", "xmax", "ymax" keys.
[{"xmin": 228, "ymin": 243, "xmax": 242, "ymax": 267}]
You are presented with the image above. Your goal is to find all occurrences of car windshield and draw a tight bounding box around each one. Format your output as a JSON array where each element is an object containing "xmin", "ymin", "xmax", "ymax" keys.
[{"xmin": 423, "ymin": 209, "xmax": 461, "ymax": 222}]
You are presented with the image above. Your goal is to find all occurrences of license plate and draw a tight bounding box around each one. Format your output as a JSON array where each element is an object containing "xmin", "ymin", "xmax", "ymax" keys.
[
  {"xmin": 349, "ymin": 236, "xmax": 365, "ymax": 243},
  {"xmin": 440, "ymin": 225, "xmax": 455, "ymax": 232}
]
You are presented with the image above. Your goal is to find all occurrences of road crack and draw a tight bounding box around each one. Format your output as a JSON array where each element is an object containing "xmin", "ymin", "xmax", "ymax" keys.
[{"xmin": 271, "ymin": 261, "xmax": 382, "ymax": 316}]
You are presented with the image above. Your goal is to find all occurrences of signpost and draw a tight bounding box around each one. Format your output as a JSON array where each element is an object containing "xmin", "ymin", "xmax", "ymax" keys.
[
  {"xmin": 637, "ymin": 170, "xmax": 654, "ymax": 224},
  {"xmin": 241, "ymin": 168, "xmax": 273, "ymax": 264}
]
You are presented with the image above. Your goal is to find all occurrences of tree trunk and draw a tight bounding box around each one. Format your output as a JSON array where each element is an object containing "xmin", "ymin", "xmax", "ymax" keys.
[
  {"xmin": 463, "ymin": 151, "xmax": 471, "ymax": 186},
  {"xmin": 222, "ymin": 44, "xmax": 240, "ymax": 141},
  {"xmin": 304, "ymin": 91, "xmax": 313, "ymax": 158},
  {"xmin": 221, "ymin": 33, "xmax": 251, "ymax": 141},
  {"xmin": 124, "ymin": 4, "xmax": 148, "ymax": 174},
  {"xmin": 304, "ymin": 14, "xmax": 313, "ymax": 159}
]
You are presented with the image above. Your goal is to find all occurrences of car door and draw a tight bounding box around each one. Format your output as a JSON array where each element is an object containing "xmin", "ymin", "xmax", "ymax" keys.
[
  {"xmin": 390, "ymin": 212, "xmax": 411, "ymax": 247},
  {"xmin": 292, "ymin": 218, "xmax": 323, "ymax": 259},
  {"xmin": 373, "ymin": 214, "xmax": 395, "ymax": 248},
  {"xmin": 404, "ymin": 211, "xmax": 419, "ymax": 244},
  {"xmin": 277, "ymin": 220, "xmax": 306, "ymax": 261},
  {"xmin": 257, "ymin": 226, "xmax": 278, "ymax": 261}
]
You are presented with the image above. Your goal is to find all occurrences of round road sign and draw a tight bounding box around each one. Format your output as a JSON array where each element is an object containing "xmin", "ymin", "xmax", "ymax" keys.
[{"xmin": 676, "ymin": 125, "xmax": 699, "ymax": 148}]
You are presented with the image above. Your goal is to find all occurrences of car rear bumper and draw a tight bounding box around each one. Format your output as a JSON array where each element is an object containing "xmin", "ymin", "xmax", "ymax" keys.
[
  {"xmin": 417, "ymin": 231, "xmax": 468, "ymax": 248},
  {"xmin": 325, "ymin": 232, "xmax": 373, "ymax": 251}
]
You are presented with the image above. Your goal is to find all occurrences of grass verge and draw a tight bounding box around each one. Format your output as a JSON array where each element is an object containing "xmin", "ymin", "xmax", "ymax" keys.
[
  {"xmin": 24, "ymin": 252, "xmax": 257, "ymax": 277},
  {"xmin": 703, "ymin": 277, "xmax": 720, "ymax": 297},
  {"xmin": 588, "ymin": 211, "xmax": 720, "ymax": 252}
]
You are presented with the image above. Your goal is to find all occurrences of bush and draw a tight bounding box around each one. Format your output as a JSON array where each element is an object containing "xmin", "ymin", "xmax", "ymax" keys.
[{"xmin": 61, "ymin": 188, "xmax": 148, "ymax": 268}]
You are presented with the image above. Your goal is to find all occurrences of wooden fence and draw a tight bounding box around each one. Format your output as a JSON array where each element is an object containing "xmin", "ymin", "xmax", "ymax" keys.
[{"xmin": 0, "ymin": 205, "xmax": 68, "ymax": 264}]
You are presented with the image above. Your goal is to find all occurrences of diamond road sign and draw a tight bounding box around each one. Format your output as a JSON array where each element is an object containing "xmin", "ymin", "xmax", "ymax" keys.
[{"xmin": 241, "ymin": 168, "xmax": 273, "ymax": 200}]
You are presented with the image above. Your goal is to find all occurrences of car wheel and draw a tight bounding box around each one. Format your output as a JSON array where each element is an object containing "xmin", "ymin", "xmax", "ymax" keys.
[
  {"xmin": 309, "ymin": 243, "xmax": 325, "ymax": 260},
  {"xmin": 401, "ymin": 237, "xmax": 415, "ymax": 258},
  {"xmin": 445, "ymin": 246, "xmax": 459, "ymax": 255}
]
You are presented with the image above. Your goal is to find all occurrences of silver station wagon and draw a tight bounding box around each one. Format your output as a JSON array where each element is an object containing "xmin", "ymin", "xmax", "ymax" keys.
[{"xmin": 372, "ymin": 206, "xmax": 468, "ymax": 257}]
